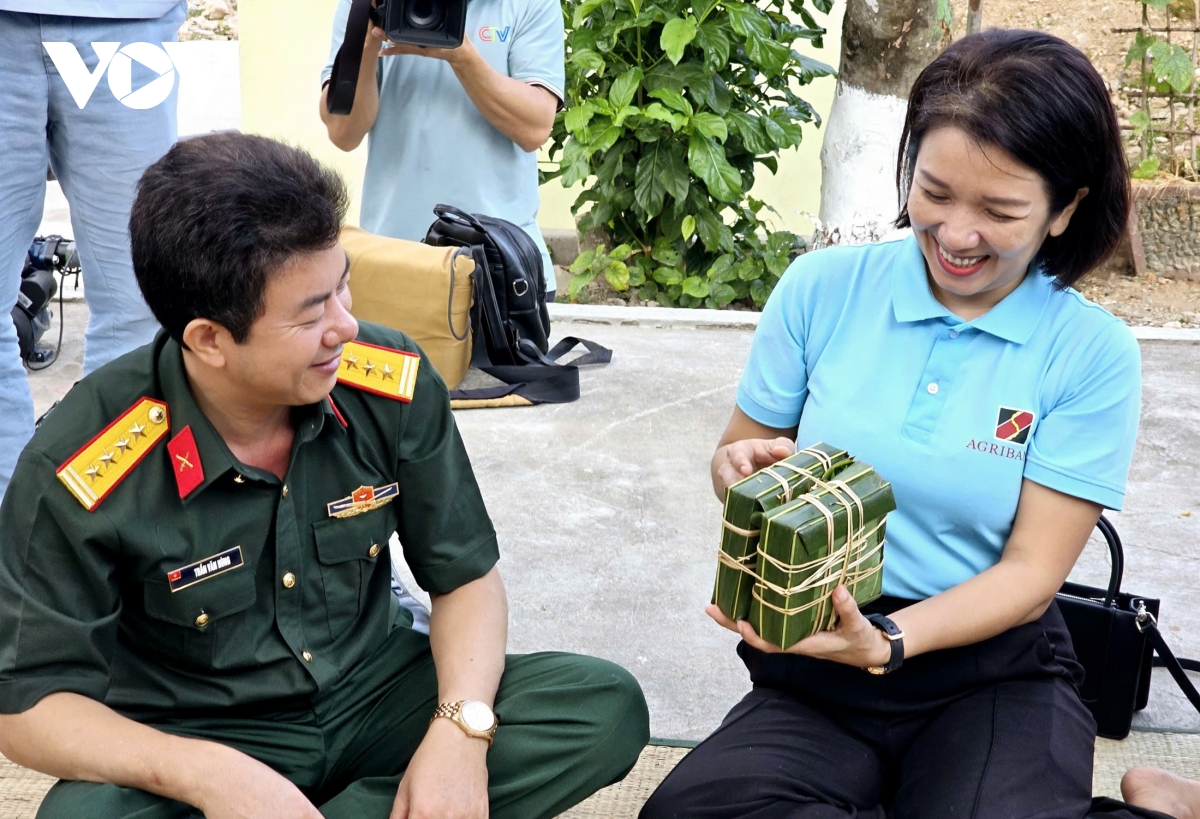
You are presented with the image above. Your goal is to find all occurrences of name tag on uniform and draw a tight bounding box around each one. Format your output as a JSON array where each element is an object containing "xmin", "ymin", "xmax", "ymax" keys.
[{"xmin": 167, "ymin": 546, "xmax": 244, "ymax": 592}]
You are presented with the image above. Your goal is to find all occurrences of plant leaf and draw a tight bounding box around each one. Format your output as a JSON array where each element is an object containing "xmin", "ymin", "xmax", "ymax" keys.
[
  {"xmin": 1150, "ymin": 41, "xmax": 1195, "ymax": 94},
  {"xmin": 726, "ymin": 3, "xmax": 770, "ymax": 39},
  {"xmin": 709, "ymin": 281, "xmax": 738, "ymax": 305},
  {"xmin": 635, "ymin": 145, "xmax": 669, "ymax": 218},
  {"xmin": 689, "ymin": 134, "xmax": 742, "ymax": 201},
  {"xmin": 1126, "ymin": 30, "xmax": 1155, "ymax": 67},
  {"xmin": 564, "ymin": 101, "xmax": 595, "ymax": 133},
  {"xmin": 691, "ymin": 112, "xmax": 729, "ymax": 142},
  {"xmin": 569, "ymin": 248, "xmax": 597, "ymax": 274},
  {"xmin": 681, "ymin": 214, "xmax": 696, "ymax": 240},
  {"xmin": 572, "ymin": 0, "xmax": 607, "ymax": 27},
  {"xmin": 707, "ymin": 74, "xmax": 732, "ymax": 115},
  {"xmin": 658, "ymin": 144, "xmax": 691, "ymax": 201},
  {"xmin": 568, "ymin": 48, "xmax": 606, "ymax": 75},
  {"xmin": 661, "ymin": 16, "xmax": 699, "ymax": 65},
  {"xmin": 609, "ymin": 67, "xmax": 645, "ymax": 110},
  {"xmin": 696, "ymin": 22, "xmax": 731, "ymax": 72},
  {"xmin": 1132, "ymin": 157, "xmax": 1161, "ymax": 179},
  {"xmin": 642, "ymin": 102, "xmax": 688, "ymax": 131},
  {"xmin": 648, "ymin": 87, "xmax": 694, "ymax": 116},
  {"xmin": 681, "ymin": 275, "xmax": 709, "ymax": 298}
]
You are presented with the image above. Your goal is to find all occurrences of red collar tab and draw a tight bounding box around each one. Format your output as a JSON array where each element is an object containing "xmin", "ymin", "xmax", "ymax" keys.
[
  {"xmin": 167, "ymin": 425, "xmax": 205, "ymax": 499},
  {"xmin": 327, "ymin": 395, "xmax": 348, "ymax": 428}
]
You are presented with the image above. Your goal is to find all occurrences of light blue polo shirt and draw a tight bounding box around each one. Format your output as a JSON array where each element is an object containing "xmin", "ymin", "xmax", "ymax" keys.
[
  {"xmin": 0, "ymin": 1, "xmax": 180, "ymax": 17},
  {"xmin": 323, "ymin": 0, "xmax": 564, "ymax": 293},
  {"xmin": 737, "ymin": 235, "xmax": 1142, "ymax": 600}
]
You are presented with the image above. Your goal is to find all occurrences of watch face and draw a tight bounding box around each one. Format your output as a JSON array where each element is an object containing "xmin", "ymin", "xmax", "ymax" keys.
[{"xmin": 460, "ymin": 700, "xmax": 495, "ymax": 732}]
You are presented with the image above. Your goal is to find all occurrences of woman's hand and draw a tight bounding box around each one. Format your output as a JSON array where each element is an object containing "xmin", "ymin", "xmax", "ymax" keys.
[
  {"xmin": 705, "ymin": 586, "xmax": 891, "ymax": 669},
  {"xmin": 710, "ymin": 437, "xmax": 796, "ymax": 500}
]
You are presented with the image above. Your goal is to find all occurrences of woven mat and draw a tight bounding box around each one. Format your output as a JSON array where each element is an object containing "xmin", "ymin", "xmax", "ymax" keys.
[{"xmin": 5, "ymin": 733, "xmax": 1200, "ymax": 818}]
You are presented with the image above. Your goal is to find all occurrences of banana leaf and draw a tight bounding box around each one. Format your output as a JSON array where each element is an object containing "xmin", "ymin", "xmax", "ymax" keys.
[
  {"xmin": 748, "ymin": 460, "xmax": 895, "ymax": 649},
  {"xmin": 713, "ymin": 443, "xmax": 849, "ymax": 621}
]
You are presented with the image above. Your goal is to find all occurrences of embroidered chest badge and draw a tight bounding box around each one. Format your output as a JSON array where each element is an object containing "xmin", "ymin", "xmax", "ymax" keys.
[
  {"xmin": 167, "ymin": 546, "xmax": 244, "ymax": 592},
  {"xmin": 995, "ymin": 407, "xmax": 1036, "ymax": 445},
  {"xmin": 327, "ymin": 483, "xmax": 399, "ymax": 518}
]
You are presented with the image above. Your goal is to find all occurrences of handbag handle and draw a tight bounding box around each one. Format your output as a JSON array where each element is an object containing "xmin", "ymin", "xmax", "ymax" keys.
[{"xmin": 1094, "ymin": 514, "xmax": 1124, "ymax": 608}]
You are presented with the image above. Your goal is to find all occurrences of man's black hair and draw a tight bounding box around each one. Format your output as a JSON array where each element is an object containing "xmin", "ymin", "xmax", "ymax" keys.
[
  {"xmin": 895, "ymin": 29, "xmax": 1129, "ymax": 288},
  {"xmin": 130, "ymin": 132, "xmax": 349, "ymax": 345}
]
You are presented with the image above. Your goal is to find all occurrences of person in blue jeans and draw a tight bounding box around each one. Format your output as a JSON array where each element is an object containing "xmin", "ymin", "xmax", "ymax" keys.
[{"xmin": 0, "ymin": 0, "xmax": 185, "ymax": 501}]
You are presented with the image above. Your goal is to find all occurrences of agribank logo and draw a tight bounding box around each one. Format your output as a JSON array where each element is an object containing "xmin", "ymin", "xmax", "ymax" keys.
[
  {"xmin": 43, "ymin": 42, "xmax": 176, "ymax": 110},
  {"xmin": 477, "ymin": 26, "xmax": 511, "ymax": 42}
]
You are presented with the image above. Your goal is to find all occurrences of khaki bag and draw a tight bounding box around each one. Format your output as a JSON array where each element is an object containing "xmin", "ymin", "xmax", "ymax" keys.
[{"xmin": 341, "ymin": 225, "xmax": 475, "ymax": 390}]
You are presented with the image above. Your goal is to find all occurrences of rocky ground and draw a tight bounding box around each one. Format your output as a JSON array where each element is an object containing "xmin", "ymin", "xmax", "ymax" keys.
[{"xmin": 179, "ymin": 0, "xmax": 238, "ymax": 41}]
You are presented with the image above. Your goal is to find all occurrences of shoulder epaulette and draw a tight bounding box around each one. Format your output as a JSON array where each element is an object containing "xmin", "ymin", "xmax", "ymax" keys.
[
  {"xmin": 57, "ymin": 398, "xmax": 170, "ymax": 511},
  {"xmin": 336, "ymin": 340, "xmax": 420, "ymax": 403}
]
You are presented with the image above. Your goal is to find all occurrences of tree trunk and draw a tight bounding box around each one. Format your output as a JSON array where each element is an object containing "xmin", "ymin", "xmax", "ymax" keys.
[{"xmin": 816, "ymin": 0, "xmax": 943, "ymax": 246}]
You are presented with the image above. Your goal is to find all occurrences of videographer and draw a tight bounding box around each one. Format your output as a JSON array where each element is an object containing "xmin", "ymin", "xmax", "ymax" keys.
[
  {"xmin": 0, "ymin": 0, "xmax": 184, "ymax": 501},
  {"xmin": 318, "ymin": 0, "xmax": 563, "ymax": 300}
]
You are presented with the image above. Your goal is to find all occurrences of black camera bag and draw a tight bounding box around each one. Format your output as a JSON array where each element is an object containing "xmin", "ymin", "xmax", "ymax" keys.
[{"xmin": 424, "ymin": 205, "xmax": 610, "ymax": 405}]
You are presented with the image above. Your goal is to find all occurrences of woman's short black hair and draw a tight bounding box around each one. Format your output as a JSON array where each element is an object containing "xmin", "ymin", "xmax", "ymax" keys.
[
  {"xmin": 895, "ymin": 29, "xmax": 1129, "ymax": 288},
  {"xmin": 131, "ymin": 132, "xmax": 349, "ymax": 345}
]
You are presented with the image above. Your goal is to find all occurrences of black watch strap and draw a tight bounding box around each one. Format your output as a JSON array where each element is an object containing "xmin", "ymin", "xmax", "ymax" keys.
[{"xmin": 865, "ymin": 613, "xmax": 905, "ymax": 675}]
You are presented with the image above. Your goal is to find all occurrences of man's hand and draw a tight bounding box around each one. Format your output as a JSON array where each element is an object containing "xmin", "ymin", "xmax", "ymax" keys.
[
  {"xmin": 705, "ymin": 586, "xmax": 890, "ymax": 668},
  {"xmin": 374, "ymin": 27, "xmax": 472, "ymax": 66},
  {"xmin": 194, "ymin": 744, "xmax": 323, "ymax": 819},
  {"xmin": 391, "ymin": 718, "xmax": 490, "ymax": 819},
  {"xmin": 710, "ymin": 437, "xmax": 796, "ymax": 500}
]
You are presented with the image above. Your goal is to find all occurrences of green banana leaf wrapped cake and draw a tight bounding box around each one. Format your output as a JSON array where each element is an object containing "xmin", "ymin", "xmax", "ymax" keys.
[
  {"xmin": 749, "ymin": 459, "xmax": 895, "ymax": 649},
  {"xmin": 713, "ymin": 443, "xmax": 849, "ymax": 621}
]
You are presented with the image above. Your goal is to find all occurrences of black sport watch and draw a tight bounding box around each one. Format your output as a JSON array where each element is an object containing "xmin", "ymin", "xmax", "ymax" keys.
[{"xmin": 864, "ymin": 613, "xmax": 905, "ymax": 675}]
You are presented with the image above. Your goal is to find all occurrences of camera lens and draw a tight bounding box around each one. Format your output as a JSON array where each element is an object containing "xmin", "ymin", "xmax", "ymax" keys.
[{"xmin": 405, "ymin": 0, "xmax": 444, "ymax": 29}]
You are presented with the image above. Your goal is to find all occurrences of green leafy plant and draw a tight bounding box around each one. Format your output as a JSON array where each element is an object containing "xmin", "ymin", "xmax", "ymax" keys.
[{"xmin": 544, "ymin": 0, "xmax": 834, "ymax": 307}]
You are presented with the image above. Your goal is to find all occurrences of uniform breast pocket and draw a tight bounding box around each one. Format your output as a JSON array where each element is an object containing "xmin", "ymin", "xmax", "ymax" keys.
[
  {"xmin": 313, "ymin": 510, "xmax": 393, "ymax": 641},
  {"xmin": 141, "ymin": 567, "xmax": 257, "ymax": 670}
]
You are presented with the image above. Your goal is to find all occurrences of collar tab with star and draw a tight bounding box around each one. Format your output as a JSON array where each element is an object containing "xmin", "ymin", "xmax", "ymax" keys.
[
  {"xmin": 336, "ymin": 340, "xmax": 419, "ymax": 403},
  {"xmin": 56, "ymin": 397, "xmax": 170, "ymax": 511}
]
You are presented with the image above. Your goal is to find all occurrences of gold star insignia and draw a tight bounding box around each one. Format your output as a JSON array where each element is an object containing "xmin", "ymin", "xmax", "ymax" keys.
[
  {"xmin": 345, "ymin": 353, "xmax": 359, "ymax": 370},
  {"xmin": 113, "ymin": 437, "xmax": 132, "ymax": 454},
  {"xmin": 380, "ymin": 363, "xmax": 395, "ymax": 381},
  {"xmin": 128, "ymin": 422, "xmax": 146, "ymax": 442},
  {"xmin": 97, "ymin": 449, "xmax": 115, "ymax": 466},
  {"xmin": 84, "ymin": 465, "xmax": 101, "ymax": 483},
  {"xmin": 361, "ymin": 360, "xmax": 376, "ymax": 377}
]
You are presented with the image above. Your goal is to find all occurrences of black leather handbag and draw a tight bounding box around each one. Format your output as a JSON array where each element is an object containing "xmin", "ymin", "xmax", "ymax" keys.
[{"xmin": 1057, "ymin": 515, "xmax": 1200, "ymax": 739}]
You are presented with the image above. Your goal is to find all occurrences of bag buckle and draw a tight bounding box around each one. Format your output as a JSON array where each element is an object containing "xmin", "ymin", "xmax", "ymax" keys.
[{"xmin": 1135, "ymin": 599, "xmax": 1157, "ymax": 632}]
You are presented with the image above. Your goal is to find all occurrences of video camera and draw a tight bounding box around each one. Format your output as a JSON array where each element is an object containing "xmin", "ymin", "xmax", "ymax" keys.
[
  {"xmin": 325, "ymin": 0, "xmax": 467, "ymax": 115},
  {"xmin": 13, "ymin": 235, "xmax": 77, "ymax": 368}
]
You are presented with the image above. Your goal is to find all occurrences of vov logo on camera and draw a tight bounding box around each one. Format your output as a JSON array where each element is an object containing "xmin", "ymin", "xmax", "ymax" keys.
[{"xmin": 43, "ymin": 42, "xmax": 179, "ymax": 110}]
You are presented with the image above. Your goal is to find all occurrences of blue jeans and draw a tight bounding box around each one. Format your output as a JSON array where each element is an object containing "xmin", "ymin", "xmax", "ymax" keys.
[{"xmin": 0, "ymin": 3, "xmax": 184, "ymax": 501}]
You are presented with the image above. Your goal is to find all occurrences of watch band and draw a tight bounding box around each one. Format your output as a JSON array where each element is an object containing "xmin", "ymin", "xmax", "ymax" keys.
[{"xmin": 864, "ymin": 613, "xmax": 905, "ymax": 675}]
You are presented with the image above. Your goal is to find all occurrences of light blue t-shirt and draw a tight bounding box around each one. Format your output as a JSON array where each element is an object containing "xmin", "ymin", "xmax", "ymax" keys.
[
  {"xmin": 0, "ymin": 1, "xmax": 180, "ymax": 17},
  {"xmin": 737, "ymin": 236, "xmax": 1142, "ymax": 600},
  {"xmin": 323, "ymin": 0, "xmax": 565, "ymax": 293}
]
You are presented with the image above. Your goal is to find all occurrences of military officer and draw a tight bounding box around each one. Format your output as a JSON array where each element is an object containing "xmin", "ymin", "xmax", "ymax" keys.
[{"xmin": 0, "ymin": 132, "xmax": 648, "ymax": 819}]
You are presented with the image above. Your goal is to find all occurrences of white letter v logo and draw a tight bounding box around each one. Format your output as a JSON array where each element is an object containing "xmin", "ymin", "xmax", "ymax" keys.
[{"xmin": 43, "ymin": 42, "xmax": 120, "ymax": 109}]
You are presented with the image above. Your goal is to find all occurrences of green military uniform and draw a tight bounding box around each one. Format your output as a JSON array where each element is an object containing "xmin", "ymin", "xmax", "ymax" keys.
[{"xmin": 0, "ymin": 321, "xmax": 648, "ymax": 819}]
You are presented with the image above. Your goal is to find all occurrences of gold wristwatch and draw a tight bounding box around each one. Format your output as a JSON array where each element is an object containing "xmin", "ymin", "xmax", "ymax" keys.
[{"xmin": 431, "ymin": 700, "xmax": 498, "ymax": 747}]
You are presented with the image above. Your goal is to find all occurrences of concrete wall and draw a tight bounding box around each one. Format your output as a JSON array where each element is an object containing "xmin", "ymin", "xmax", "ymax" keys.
[{"xmin": 238, "ymin": 0, "xmax": 845, "ymax": 235}]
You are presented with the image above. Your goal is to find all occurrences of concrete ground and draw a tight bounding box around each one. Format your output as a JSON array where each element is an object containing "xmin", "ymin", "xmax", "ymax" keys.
[{"xmin": 25, "ymin": 303, "xmax": 1200, "ymax": 740}]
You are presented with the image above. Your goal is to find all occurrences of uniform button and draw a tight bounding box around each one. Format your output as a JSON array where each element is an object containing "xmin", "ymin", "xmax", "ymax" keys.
[
  {"xmin": 368, "ymin": 542, "xmax": 381, "ymax": 558},
  {"xmin": 233, "ymin": 474, "xmax": 245, "ymax": 484},
  {"xmin": 302, "ymin": 650, "xmax": 313, "ymax": 663},
  {"xmin": 282, "ymin": 485, "xmax": 289, "ymax": 498},
  {"xmin": 148, "ymin": 406, "xmax": 166, "ymax": 425},
  {"xmin": 195, "ymin": 612, "xmax": 210, "ymax": 628},
  {"xmin": 926, "ymin": 382, "xmax": 939, "ymax": 395},
  {"xmin": 282, "ymin": 572, "xmax": 296, "ymax": 588},
  {"xmin": 949, "ymin": 330, "xmax": 959, "ymax": 339}
]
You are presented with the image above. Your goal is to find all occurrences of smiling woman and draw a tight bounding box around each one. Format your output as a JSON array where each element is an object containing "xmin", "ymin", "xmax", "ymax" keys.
[{"xmin": 643, "ymin": 30, "xmax": 1167, "ymax": 819}]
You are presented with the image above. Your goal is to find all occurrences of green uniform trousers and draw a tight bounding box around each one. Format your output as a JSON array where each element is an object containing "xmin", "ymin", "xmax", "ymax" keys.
[{"xmin": 36, "ymin": 624, "xmax": 649, "ymax": 819}]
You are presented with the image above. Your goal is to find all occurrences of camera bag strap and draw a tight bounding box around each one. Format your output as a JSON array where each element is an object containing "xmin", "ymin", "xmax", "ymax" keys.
[{"xmin": 326, "ymin": 0, "xmax": 373, "ymax": 116}]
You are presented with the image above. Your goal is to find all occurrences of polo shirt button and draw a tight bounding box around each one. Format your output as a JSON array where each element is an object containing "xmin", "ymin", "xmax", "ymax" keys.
[
  {"xmin": 302, "ymin": 650, "xmax": 313, "ymax": 663},
  {"xmin": 368, "ymin": 542, "xmax": 381, "ymax": 558},
  {"xmin": 949, "ymin": 330, "xmax": 959, "ymax": 339},
  {"xmin": 927, "ymin": 382, "xmax": 939, "ymax": 395},
  {"xmin": 282, "ymin": 572, "xmax": 296, "ymax": 588}
]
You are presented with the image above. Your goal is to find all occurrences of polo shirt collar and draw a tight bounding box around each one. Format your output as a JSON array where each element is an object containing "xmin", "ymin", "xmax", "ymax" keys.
[
  {"xmin": 155, "ymin": 334, "xmax": 338, "ymax": 502},
  {"xmin": 890, "ymin": 234, "xmax": 1054, "ymax": 344}
]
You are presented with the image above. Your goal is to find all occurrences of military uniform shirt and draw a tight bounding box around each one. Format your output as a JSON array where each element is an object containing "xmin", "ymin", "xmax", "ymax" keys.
[
  {"xmin": 736, "ymin": 236, "xmax": 1142, "ymax": 600},
  {"xmin": 0, "ymin": 321, "xmax": 499, "ymax": 714}
]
